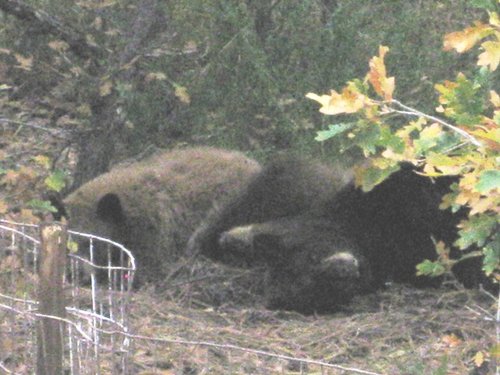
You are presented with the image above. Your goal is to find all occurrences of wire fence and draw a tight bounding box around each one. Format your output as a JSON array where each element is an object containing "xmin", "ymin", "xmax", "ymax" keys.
[{"xmin": 0, "ymin": 220, "xmax": 136, "ymax": 374}]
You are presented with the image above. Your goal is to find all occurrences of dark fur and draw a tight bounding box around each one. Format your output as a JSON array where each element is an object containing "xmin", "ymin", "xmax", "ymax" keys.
[
  {"xmin": 189, "ymin": 157, "xmax": 484, "ymax": 313},
  {"xmin": 187, "ymin": 154, "xmax": 352, "ymax": 265}
]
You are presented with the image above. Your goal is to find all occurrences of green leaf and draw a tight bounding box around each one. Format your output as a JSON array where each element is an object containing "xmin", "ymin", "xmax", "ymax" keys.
[
  {"xmin": 416, "ymin": 259, "xmax": 446, "ymax": 277},
  {"xmin": 44, "ymin": 170, "xmax": 66, "ymax": 192},
  {"xmin": 358, "ymin": 164, "xmax": 400, "ymax": 192},
  {"xmin": 378, "ymin": 125, "xmax": 405, "ymax": 153},
  {"xmin": 315, "ymin": 123, "xmax": 354, "ymax": 142},
  {"xmin": 355, "ymin": 122, "xmax": 381, "ymax": 156},
  {"xmin": 456, "ymin": 214, "xmax": 497, "ymax": 249},
  {"xmin": 0, "ymin": 168, "xmax": 7, "ymax": 175},
  {"xmin": 491, "ymin": 343, "xmax": 500, "ymax": 360},
  {"xmin": 483, "ymin": 236, "xmax": 500, "ymax": 275},
  {"xmin": 27, "ymin": 199, "xmax": 58, "ymax": 213},
  {"xmin": 436, "ymin": 73, "xmax": 486, "ymax": 126},
  {"xmin": 414, "ymin": 124, "xmax": 440, "ymax": 154},
  {"xmin": 67, "ymin": 240, "xmax": 79, "ymax": 253},
  {"xmin": 476, "ymin": 169, "xmax": 500, "ymax": 193}
]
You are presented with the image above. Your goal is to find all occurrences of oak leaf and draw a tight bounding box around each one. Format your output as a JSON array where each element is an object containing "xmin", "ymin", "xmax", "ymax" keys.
[
  {"xmin": 306, "ymin": 86, "xmax": 366, "ymax": 115},
  {"xmin": 478, "ymin": 40, "xmax": 500, "ymax": 71},
  {"xmin": 473, "ymin": 351, "xmax": 485, "ymax": 368},
  {"xmin": 367, "ymin": 46, "xmax": 395, "ymax": 100},
  {"xmin": 443, "ymin": 22, "xmax": 492, "ymax": 53}
]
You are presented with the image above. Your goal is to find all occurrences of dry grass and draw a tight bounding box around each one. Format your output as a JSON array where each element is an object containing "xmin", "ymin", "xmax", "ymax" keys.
[{"xmin": 128, "ymin": 261, "xmax": 497, "ymax": 375}]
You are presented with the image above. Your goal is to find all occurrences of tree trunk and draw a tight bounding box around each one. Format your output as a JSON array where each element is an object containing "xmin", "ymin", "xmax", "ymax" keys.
[
  {"xmin": 70, "ymin": 0, "xmax": 163, "ymax": 190},
  {"xmin": 70, "ymin": 93, "xmax": 117, "ymax": 190}
]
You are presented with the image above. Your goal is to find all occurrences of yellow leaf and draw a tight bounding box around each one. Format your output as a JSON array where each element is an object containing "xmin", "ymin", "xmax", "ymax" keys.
[
  {"xmin": 76, "ymin": 0, "xmax": 116, "ymax": 9},
  {"xmin": 441, "ymin": 334, "xmax": 462, "ymax": 348},
  {"xmin": 426, "ymin": 152, "xmax": 463, "ymax": 167},
  {"xmin": 76, "ymin": 104, "xmax": 92, "ymax": 117},
  {"xmin": 0, "ymin": 199, "xmax": 8, "ymax": 214},
  {"xmin": 474, "ymin": 351, "xmax": 485, "ymax": 367},
  {"xmin": 470, "ymin": 128, "xmax": 500, "ymax": 151},
  {"xmin": 174, "ymin": 85, "xmax": 191, "ymax": 104},
  {"xmin": 460, "ymin": 172, "xmax": 478, "ymax": 189},
  {"xmin": 33, "ymin": 155, "xmax": 51, "ymax": 169},
  {"xmin": 48, "ymin": 40, "xmax": 69, "ymax": 52},
  {"xmin": 381, "ymin": 148, "xmax": 405, "ymax": 162},
  {"xmin": 67, "ymin": 240, "xmax": 79, "ymax": 253},
  {"xmin": 491, "ymin": 90, "xmax": 500, "ymax": 107},
  {"xmin": 99, "ymin": 80, "xmax": 113, "ymax": 96},
  {"xmin": 470, "ymin": 196, "xmax": 499, "ymax": 215},
  {"xmin": 14, "ymin": 54, "xmax": 33, "ymax": 71},
  {"xmin": 443, "ymin": 23, "xmax": 493, "ymax": 53},
  {"xmin": 455, "ymin": 190, "xmax": 478, "ymax": 206},
  {"xmin": 489, "ymin": 11, "xmax": 500, "ymax": 27},
  {"xmin": 306, "ymin": 86, "xmax": 366, "ymax": 115},
  {"xmin": 478, "ymin": 40, "xmax": 500, "ymax": 71},
  {"xmin": 85, "ymin": 34, "xmax": 97, "ymax": 47},
  {"xmin": 56, "ymin": 115, "xmax": 80, "ymax": 127},
  {"xmin": 367, "ymin": 46, "xmax": 395, "ymax": 100},
  {"xmin": 70, "ymin": 66, "xmax": 83, "ymax": 76},
  {"xmin": 184, "ymin": 40, "xmax": 198, "ymax": 53},
  {"xmin": 145, "ymin": 72, "xmax": 167, "ymax": 82}
]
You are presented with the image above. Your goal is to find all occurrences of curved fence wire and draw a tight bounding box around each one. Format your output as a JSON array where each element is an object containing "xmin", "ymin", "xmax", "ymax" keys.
[{"xmin": 0, "ymin": 220, "xmax": 136, "ymax": 374}]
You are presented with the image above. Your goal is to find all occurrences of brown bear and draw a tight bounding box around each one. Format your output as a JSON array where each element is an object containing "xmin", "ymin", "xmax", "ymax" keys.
[
  {"xmin": 63, "ymin": 147, "xmax": 261, "ymax": 284},
  {"xmin": 188, "ymin": 158, "xmax": 483, "ymax": 314}
]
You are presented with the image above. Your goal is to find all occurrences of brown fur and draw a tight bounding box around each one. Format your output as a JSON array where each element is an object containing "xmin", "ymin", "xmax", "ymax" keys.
[{"xmin": 64, "ymin": 147, "xmax": 261, "ymax": 283}]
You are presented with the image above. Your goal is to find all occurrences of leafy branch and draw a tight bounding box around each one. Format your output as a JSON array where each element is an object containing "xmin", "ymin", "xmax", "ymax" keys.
[
  {"xmin": 387, "ymin": 100, "xmax": 483, "ymax": 147},
  {"xmin": 306, "ymin": 10, "xmax": 500, "ymax": 279}
]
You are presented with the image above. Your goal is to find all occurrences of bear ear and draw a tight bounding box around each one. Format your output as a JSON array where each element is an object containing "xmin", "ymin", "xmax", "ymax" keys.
[{"xmin": 96, "ymin": 193, "xmax": 125, "ymax": 224}]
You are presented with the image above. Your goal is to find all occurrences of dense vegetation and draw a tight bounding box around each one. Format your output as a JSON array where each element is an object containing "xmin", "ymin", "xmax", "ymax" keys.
[{"xmin": 0, "ymin": 1, "xmax": 486, "ymax": 177}]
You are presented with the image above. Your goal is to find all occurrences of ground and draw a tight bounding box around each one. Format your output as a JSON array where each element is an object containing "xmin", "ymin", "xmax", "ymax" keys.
[{"xmin": 128, "ymin": 264, "xmax": 497, "ymax": 375}]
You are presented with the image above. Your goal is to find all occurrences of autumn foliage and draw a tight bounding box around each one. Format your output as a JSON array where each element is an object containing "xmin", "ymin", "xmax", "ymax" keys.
[{"xmin": 307, "ymin": 9, "xmax": 500, "ymax": 280}]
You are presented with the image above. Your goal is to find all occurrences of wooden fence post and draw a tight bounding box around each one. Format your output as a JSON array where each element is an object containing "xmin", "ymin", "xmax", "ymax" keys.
[{"xmin": 36, "ymin": 222, "xmax": 67, "ymax": 375}]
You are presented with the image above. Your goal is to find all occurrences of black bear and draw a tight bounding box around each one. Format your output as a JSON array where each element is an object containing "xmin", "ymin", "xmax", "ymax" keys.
[
  {"xmin": 188, "ymin": 157, "xmax": 480, "ymax": 314},
  {"xmin": 187, "ymin": 154, "xmax": 354, "ymax": 266}
]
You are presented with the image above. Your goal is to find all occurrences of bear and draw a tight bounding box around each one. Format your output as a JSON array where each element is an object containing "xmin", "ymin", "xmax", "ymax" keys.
[
  {"xmin": 188, "ymin": 157, "xmax": 482, "ymax": 313},
  {"xmin": 217, "ymin": 215, "xmax": 374, "ymax": 313},
  {"xmin": 186, "ymin": 153, "xmax": 354, "ymax": 266},
  {"xmin": 62, "ymin": 147, "xmax": 261, "ymax": 284}
]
